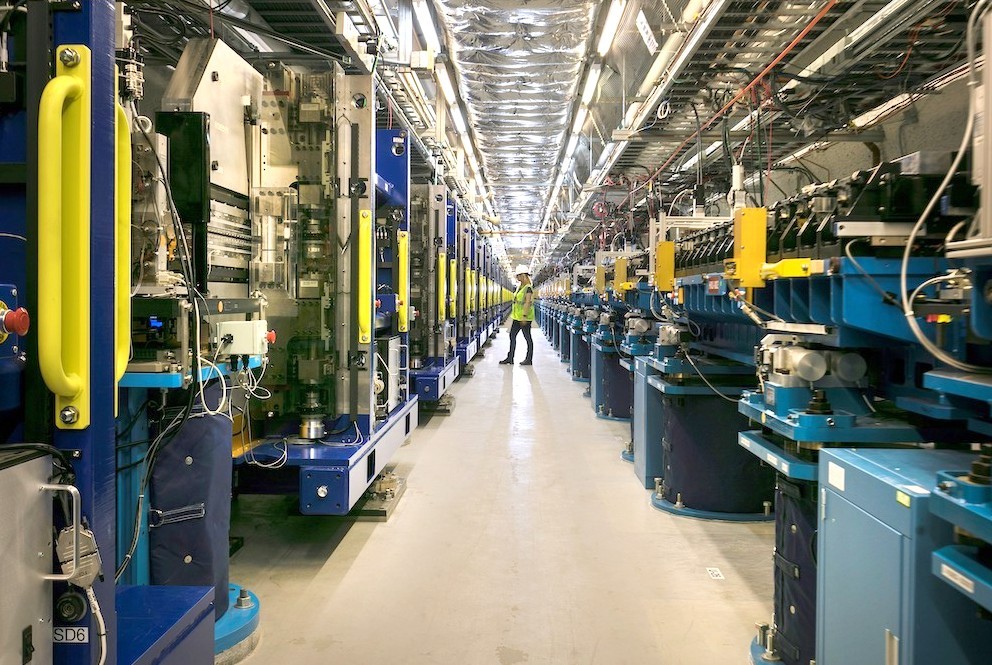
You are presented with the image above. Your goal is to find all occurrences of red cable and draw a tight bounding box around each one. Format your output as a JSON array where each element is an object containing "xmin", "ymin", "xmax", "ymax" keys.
[{"xmin": 625, "ymin": 0, "xmax": 839, "ymax": 203}]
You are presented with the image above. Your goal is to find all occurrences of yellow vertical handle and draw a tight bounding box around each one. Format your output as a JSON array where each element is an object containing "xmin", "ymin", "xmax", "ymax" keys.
[
  {"xmin": 358, "ymin": 209, "xmax": 372, "ymax": 344},
  {"xmin": 467, "ymin": 268, "xmax": 475, "ymax": 314},
  {"xmin": 38, "ymin": 45, "xmax": 91, "ymax": 430},
  {"xmin": 449, "ymin": 258, "xmax": 458, "ymax": 319},
  {"xmin": 437, "ymin": 251, "xmax": 447, "ymax": 321},
  {"xmin": 115, "ymin": 103, "xmax": 132, "ymax": 398},
  {"xmin": 397, "ymin": 231, "xmax": 409, "ymax": 333}
]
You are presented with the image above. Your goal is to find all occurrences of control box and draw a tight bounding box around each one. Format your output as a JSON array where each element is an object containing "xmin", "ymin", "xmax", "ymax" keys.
[{"xmin": 214, "ymin": 320, "xmax": 272, "ymax": 356}]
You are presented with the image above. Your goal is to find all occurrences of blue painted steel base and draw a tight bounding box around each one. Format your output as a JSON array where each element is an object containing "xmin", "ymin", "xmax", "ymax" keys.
[
  {"xmin": 737, "ymin": 430, "xmax": 818, "ymax": 481},
  {"xmin": 116, "ymin": 585, "xmax": 215, "ymax": 665},
  {"xmin": 236, "ymin": 397, "xmax": 418, "ymax": 515},
  {"xmin": 620, "ymin": 450, "xmax": 634, "ymax": 463},
  {"xmin": 932, "ymin": 546, "xmax": 992, "ymax": 614},
  {"xmin": 651, "ymin": 494, "xmax": 774, "ymax": 522},
  {"xmin": 573, "ymin": 377, "xmax": 590, "ymax": 383},
  {"xmin": 456, "ymin": 338, "xmax": 479, "ymax": 368},
  {"xmin": 214, "ymin": 584, "xmax": 261, "ymax": 656},
  {"xmin": 596, "ymin": 412, "xmax": 630, "ymax": 422},
  {"xmin": 411, "ymin": 357, "xmax": 459, "ymax": 402}
]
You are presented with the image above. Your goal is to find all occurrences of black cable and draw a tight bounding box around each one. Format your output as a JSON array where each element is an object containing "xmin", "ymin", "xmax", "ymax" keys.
[
  {"xmin": 0, "ymin": 442, "xmax": 76, "ymax": 483},
  {"xmin": 130, "ymin": 0, "xmax": 349, "ymax": 63},
  {"xmin": 116, "ymin": 399, "xmax": 152, "ymax": 441},
  {"xmin": 0, "ymin": 0, "xmax": 27, "ymax": 32}
]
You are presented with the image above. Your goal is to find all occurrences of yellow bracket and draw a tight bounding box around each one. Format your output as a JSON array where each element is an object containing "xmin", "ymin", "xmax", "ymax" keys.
[
  {"xmin": 613, "ymin": 257, "xmax": 629, "ymax": 293},
  {"xmin": 114, "ymin": 102, "xmax": 132, "ymax": 416},
  {"xmin": 357, "ymin": 209, "xmax": 372, "ymax": 344},
  {"xmin": 594, "ymin": 266, "xmax": 606, "ymax": 295},
  {"xmin": 39, "ymin": 45, "xmax": 91, "ymax": 430},
  {"xmin": 759, "ymin": 258, "xmax": 826, "ymax": 281},
  {"xmin": 655, "ymin": 240, "xmax": 675, "ymax": 291},
  {"xmin": 437, "ymin": 251, "xmax": 448, "ymax": 320},
  {"xmin": 397, "ymin": 230, "xmax": 409, "ymax": 332},
  {"xmin": 724, "ymin": 207, "xmax": 767, "ymax": 288}
]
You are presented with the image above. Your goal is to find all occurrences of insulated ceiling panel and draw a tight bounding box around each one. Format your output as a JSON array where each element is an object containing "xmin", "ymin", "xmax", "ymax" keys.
[{"xmin": 434, "ymin": 0, "xmax": 600, "ymax": 248}]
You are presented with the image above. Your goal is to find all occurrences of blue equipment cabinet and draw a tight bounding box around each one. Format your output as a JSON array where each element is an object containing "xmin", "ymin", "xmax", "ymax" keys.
[{"xmin": 816, "ymin": 448, "xmax": 992, "ymax": 665}]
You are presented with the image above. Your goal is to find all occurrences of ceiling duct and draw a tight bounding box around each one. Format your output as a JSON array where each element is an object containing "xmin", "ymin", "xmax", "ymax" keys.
[{"xmin": 434, "ymin": 0, "xmax": 599, "ymax": 248}]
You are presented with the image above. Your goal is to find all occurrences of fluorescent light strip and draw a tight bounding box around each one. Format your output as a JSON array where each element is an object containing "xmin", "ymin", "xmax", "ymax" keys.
[
  {"xmin": 581, "ymin": 63, "xmax": 602, "ymax": 105},
  {"xmin": 412, "ymin": 0, "xmax": 441, "ymax": 54},
  {"xmin": 572, "ymin": 105, "xmax": 589, "ymax": 135},
  {"xmin": 436, "ymin": 63, "xmax": 457, "ymax": 105},
  {"xmin": 597, "ymin": 0, "xmax": 626, "ymax": 56},
  {"xmin": 450, "ymin": 104, "xmax": 468, "ymax": 135}
]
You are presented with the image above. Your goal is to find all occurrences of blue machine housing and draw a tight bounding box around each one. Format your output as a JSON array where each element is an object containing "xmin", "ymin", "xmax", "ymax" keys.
[{"xmin": 816, "ymin": 449, "xmax": 992, "ymax": 665}]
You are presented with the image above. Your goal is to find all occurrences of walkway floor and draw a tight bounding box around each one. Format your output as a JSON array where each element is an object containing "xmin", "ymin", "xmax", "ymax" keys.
[{"xmin": 231, "ymin": 325, "xmax": 773, "ymax": 664}]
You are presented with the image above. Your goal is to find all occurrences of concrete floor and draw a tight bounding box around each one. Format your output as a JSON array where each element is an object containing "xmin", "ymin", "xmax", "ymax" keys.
[{"xmin": 230, "ymin": 325, "xmax": 774, "ymax": 664}]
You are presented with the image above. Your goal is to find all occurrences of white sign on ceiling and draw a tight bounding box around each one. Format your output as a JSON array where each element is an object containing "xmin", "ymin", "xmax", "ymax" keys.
[{"xmin": 636, "ymin": 10, "xmax": 659, "ymax": 54}]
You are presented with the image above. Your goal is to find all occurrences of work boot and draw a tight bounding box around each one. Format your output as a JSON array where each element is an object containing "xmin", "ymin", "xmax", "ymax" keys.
[
  {"xmin": 520, "ymin": 359, "xmax": 533, "ymax": 366},
  {"xmin": 499, "ymin": 357, "xmax": 513, "ymax": 365}
]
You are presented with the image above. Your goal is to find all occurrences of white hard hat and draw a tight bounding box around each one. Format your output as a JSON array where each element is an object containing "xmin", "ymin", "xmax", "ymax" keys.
[{"xmin": 514, "ymin": 264, "xmax": 531, "ymax": 276}]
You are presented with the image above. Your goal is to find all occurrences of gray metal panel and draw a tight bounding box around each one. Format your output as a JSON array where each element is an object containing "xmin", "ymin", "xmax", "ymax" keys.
[
  {"xmin": 0, "ymin": 455, "xmax": 52, "ymax": 665},
  {"xmin": 161, "ymin": 39, "xmax": 262, "ymax": 197}
]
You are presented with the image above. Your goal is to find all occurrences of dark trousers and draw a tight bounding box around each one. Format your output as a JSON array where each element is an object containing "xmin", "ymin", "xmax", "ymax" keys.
[{"xmin": 507, "ymin": 319, "xmax": 533, "ymax": 361}]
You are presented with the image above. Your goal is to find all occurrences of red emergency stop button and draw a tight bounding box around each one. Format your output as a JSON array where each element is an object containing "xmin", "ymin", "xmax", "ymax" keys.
[
  {"xmin": 266, "ymin": 329, "xmax": 277, "ymax": 344},
  {"xmin": 1, "ymin": 307, "xmax": 30, "ymax": 336}
]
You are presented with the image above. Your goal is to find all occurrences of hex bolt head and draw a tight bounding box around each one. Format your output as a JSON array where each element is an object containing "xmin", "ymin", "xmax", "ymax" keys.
[
  {"xmin": 316, "ymin": 485, "xmax": 329, "ymax": 498},
  {"xmin": 59, "ymin": 49, "xmax": 80, "ymax": 67},
  {"xmin": 59, "ymin": 407, "xmax": 79, "ymax": 424}
]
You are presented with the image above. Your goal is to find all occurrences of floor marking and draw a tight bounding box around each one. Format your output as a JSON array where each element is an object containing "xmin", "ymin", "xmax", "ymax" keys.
[{"xmin": 707, "ymin": 567, "xmax": 725, "ymax": 580}]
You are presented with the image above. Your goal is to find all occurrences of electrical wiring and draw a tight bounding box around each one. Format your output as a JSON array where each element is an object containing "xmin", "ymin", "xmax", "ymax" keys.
[
  {"xmin": 626, "ymin": 0, "xmax": 840, "ymax": 201},
  {"xmin": 0, "ymin": 442, "xmax": 76, "ymax": 485},
  {"xmin": 896, "ymin": 0, "xmax": 992, "ymax": 374},
  {"xmin": 845, "ymin": 240, "xmax": 898, "ymax": 305},
  {"xmin": 0, "ymin": 0, "xmax": 27, "ymax": 32},
  {"xmin": 116, "ymin": 385, "xmax": 196, "ymax": 581},
  {"xmin": 682, "ymin": 352, "xmax": 741, "ymax": 404},
  {"xmin": 85, "ymin": 587, "xmax": 108, "ymax": 665}
]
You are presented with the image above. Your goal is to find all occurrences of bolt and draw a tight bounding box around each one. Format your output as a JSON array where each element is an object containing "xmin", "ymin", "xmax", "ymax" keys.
[
  {"xmin": 316, "ymin": 485, "xmax": 329, "ymax": 498},
  {"xmin": 59, "ymin": 407, "xmax": 79, "ymax": 424},
  {"xmin": 10, "ymin": 288, "xmax": 16, "ymax": 297},
  {"xmin": 826, "ymin": 417, "xmax": 835, "ymax": 426},
  {"xmin": 59, "ymin": 49, "xmax": 80, "ymax": 67},
  {"xmin": 937, "ymin": 480, "xmax": 956, "ymax": 492}
]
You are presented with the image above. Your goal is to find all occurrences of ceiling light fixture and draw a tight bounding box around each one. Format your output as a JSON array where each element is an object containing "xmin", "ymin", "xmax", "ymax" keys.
[
  {"xmin": 596, "ymin": 0, "xmax": 627, "ymax": 57},
  {"xmin": 450, "ymin": 104, "xmax": 468, "ymax": 135},
  {"xmin": 436, "ymin": 63, "xmax": 457, "ymax": 105},
  {"xmin": 572, "ymin": 105, "xmax": 589, "ymax": 135},
  {"xmin": 412, "ymin": 0, "xmax": 441, "ymax": 54},
  {"xmin": 581, "ymin": 63, "xmax": 602, "ymax": 105}
]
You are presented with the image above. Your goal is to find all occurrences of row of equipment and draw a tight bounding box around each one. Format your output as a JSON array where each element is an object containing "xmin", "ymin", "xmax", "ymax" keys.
[
  {"xmin": 0, "ymin": 2, "xmax": 510, "ymax": 663},
  {"xmin": 536, "ymin": 10, "xmax": 992, "ymax": 658}
]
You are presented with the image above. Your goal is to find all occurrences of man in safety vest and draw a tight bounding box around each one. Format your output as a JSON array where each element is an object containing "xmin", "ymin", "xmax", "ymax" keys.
[{"xmin": 500, "ymin": 265, "xmax": 535, "ymax": 366}]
